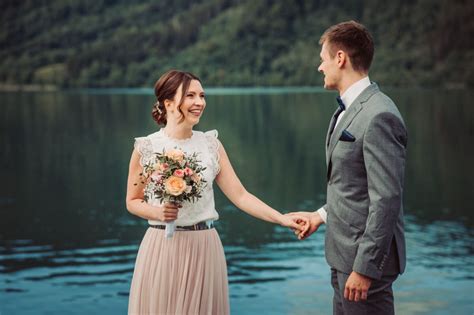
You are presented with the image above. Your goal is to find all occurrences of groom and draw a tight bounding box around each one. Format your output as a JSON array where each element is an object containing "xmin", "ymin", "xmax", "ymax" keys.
[{"xmin": 290, "ymin": 21, "xmax": 407, "ymax": 314}]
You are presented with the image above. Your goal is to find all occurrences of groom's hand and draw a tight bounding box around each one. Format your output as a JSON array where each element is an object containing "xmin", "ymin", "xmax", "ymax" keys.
[
  {"xmin": 344, "ymin": 271, "xmax": 372, "ymax": 302},
  {"xmin": 285, "ymin": 211, "xmax": 323, "ymax": 240}
]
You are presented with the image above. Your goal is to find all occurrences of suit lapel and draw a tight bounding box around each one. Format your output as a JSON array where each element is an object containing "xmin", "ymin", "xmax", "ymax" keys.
[
  {"xmin": 325, "ymin": 108, "xmax": 340, "ymax": 148},
  {"xmin": 326, "ymin": 102, "xmax": 363, "ymax": 163},
  {"xmin": 325, "ymin": 83, "xmax": 380, "ymax": 167}
]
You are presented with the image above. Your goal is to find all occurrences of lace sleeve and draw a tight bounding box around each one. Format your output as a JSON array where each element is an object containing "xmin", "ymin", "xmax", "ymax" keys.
[
  {"xmin": 204, "ymin": 129, "xmax": 221, "ymax": 175},
  {"xmin": 134, "ymin": 137, "xmax": 153, "ymax": 167}
]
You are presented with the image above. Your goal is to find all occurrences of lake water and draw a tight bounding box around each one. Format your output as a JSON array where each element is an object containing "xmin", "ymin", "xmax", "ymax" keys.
[{"xmin": 1, "ymin": 87, "xmax": 473, "ymax": 314}]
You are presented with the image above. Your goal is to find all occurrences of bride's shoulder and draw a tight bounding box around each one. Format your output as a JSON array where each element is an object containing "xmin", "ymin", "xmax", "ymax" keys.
[
  {"xmin": 135, "ymin": 129, "xmax": 165, "ymax": 145},
  {"xmin": 200, "ymin": 129, "xmax": 221, "ymax": 151},
  {"xmin": 134, "ymin": 129, "xmax": 161, "ymax": 140},
  {"xmin": 188, "ymin": 129, "xmax": 220, "ymax": 147},
  {"xmin": 133, "ymin": 130, "xmax": 163, "ymax": 154},
  {"xmin": 199, "ymin": 130, "xmax": 221, "ymax": 174},
  {"xmin": 195, "ymin": 129, "xmax": 221, "ymax": 147},
  {"xmin": 198, "ymin": 129, "xmax": 219, "ymax": 139}
]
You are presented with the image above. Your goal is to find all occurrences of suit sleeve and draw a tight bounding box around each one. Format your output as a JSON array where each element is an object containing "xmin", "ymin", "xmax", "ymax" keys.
[{"xmin": 352, "ymin": 112, "xmax": 407, "ymax": 279}]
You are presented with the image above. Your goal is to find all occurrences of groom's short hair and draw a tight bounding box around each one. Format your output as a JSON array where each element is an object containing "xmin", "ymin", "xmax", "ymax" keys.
[{"xmin": 319, "ymin": 20, "xmax": 374, "ymax": 72}]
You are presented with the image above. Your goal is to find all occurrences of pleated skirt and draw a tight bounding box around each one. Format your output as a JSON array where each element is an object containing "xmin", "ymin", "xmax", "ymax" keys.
[{"xmin": 128, "ymin": 227, "xmax": 230, "ymax": 315}]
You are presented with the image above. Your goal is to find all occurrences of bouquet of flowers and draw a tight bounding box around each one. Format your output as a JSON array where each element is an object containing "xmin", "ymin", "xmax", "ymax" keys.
[{"xmin": 139, "ymin": 148, "xmax": 207, "ymax": 238}]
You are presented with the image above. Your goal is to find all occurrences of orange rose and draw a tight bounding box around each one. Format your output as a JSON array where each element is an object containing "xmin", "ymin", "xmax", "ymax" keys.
[{"xmin": 164, "ymin": 176, "xmax": 187, "ymax": 196}]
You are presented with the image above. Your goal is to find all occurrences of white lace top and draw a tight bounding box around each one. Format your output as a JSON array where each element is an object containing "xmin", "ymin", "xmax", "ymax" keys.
[{"xmin": 134, "ymin": 128, "xmax": 221, "ymax": 226}]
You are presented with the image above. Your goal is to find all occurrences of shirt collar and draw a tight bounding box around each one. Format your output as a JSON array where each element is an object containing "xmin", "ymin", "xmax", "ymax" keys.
[{"xmin": 340, "ymin": 76, "xmax": 371, "ymax": 110}]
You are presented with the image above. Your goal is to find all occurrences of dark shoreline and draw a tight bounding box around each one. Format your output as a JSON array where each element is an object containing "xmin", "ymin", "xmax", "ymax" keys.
[{"xmin": 0, "ymin": 84, "xmax": 59, "ymax": 92}]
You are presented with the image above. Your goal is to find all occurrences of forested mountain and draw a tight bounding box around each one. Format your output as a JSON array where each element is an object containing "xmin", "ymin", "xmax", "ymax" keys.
[{"xmin": 1, "ymin": 0, "xmax": 472, "ymax": 88}]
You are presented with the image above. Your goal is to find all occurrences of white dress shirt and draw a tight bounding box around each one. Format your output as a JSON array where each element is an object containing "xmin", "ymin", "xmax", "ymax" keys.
[{"xmin": 316, "ymin": 76, "xmax": 371, "ymax": 223}]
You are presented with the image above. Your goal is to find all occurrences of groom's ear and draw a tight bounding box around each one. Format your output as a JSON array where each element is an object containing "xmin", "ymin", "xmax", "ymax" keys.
[{"xmin": 336, "ymin": 50, "xmax": 347, "ymax": 69}]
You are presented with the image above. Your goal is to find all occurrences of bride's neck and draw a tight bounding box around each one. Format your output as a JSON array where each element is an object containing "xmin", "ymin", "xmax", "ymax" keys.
[{"xmin": 163, "ymin": 124, "xmax": 193, "ymax": 140}]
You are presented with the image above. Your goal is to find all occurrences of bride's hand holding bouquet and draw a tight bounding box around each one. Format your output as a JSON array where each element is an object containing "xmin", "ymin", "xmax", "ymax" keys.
[{"xmin": 139, "ymin": 148, "xmax": 207, "ymax": 238}]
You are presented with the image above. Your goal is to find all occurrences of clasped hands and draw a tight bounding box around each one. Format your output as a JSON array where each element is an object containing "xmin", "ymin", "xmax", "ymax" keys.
[{"xmin": 282, "ymin": 211, "xmax": 324, "ymax": 240}]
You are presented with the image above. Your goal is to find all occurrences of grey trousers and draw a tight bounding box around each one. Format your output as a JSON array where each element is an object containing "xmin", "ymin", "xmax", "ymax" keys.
[{"xmin": 331, "ymin": 268, "xmax": 398, "ymax": 315}]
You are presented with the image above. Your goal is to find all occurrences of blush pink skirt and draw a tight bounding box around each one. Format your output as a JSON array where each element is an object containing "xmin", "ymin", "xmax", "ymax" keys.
[{"xmin": 128, "ymin": 227, "xmax": 230, "ymax": 315}]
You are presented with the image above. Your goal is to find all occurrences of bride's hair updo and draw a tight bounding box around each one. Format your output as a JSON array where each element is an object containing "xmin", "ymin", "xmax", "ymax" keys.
[{"xmin": 152, "ymin": 70, "xmax": 201, "ymax": 125}]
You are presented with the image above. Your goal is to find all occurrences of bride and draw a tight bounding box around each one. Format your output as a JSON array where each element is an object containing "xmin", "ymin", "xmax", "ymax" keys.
[{"xmin": 126, "ymin": 70, "xmax": 307, "ymax": 314}]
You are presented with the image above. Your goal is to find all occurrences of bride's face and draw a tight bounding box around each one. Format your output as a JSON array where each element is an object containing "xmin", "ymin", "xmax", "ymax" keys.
[{"xmin": 167, "ymin": 80, "xmax": 206, "ymax": 126}]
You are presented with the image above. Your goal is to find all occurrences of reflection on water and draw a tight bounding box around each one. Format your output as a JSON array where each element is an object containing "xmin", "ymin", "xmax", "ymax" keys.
[
  {"xmin": 1, "ymin": 219, "xmax": 472, "ymax": 314},
  {"xmin": 0, "ymin": 89, "xmax": 473, "ymax": 314}
]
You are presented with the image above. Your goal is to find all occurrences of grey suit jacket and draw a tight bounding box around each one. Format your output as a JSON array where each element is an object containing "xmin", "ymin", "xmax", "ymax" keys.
[{"xmin": 324, "ymin": 83, "xmax": 407, "ymax": 280}]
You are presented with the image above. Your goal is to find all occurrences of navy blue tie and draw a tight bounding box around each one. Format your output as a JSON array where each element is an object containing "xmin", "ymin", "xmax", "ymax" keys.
[
  {"xmin": 327, "ymin": 97, "xmax": 346, "ymax": 146},
  {"xmin": 336, "ymin": 96, "xmax": 345, "ymax": 111}
]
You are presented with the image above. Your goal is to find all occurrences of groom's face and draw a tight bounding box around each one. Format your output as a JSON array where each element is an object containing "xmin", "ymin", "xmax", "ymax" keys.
[{"xmin": 318, "ymin": 41, "xmax": 340, "ymax": 90}]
